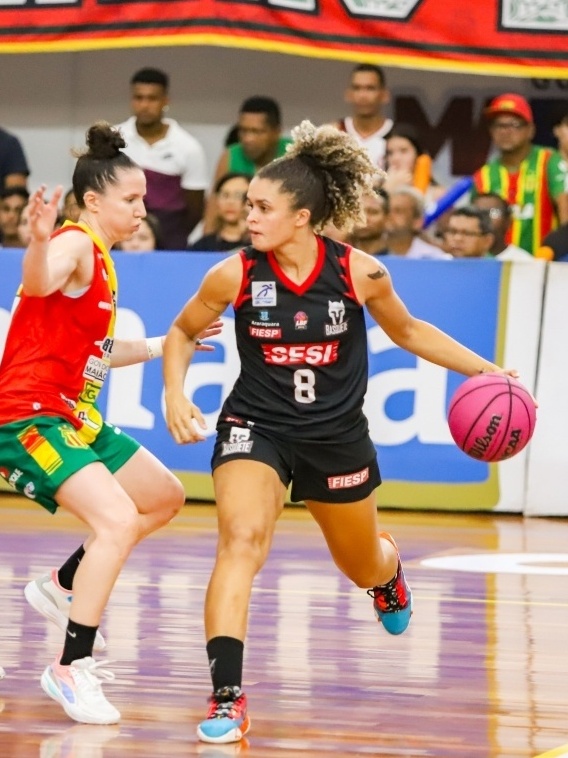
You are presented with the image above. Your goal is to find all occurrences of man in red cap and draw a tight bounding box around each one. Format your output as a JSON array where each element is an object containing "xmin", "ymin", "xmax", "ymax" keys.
[{"xmin": 472, "ymin": 92, "xmax": 566, "ymax": 255}]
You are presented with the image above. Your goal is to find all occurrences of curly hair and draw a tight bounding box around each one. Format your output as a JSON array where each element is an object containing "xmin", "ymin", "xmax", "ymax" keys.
[
  {"xmin": 257, "ymin": 120, "xmax": 383, "ymax": 232},
  {"xmin": 72, "ymin": 121, "xmax": 139, "ymax": 209}
]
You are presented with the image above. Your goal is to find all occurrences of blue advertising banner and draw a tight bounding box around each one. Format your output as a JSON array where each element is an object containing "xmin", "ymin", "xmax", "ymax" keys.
[{"xmin": 0, "ymin": 249, "xmax": 507, "ymax": 508}]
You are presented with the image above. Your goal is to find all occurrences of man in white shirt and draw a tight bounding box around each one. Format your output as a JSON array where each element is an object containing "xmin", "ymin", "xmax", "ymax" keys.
[
  {"xmin": 330, "ymin": 64, "xmax": 393, "ymax": 170},
  {"xmin": 117, "ymin": 68, "xmax": 208, "ymax": 250}
]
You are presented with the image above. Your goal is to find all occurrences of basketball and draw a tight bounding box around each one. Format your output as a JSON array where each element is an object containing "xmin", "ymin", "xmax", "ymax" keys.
[{"xmin": 447, "ymin": 373, "xmax": 537, "ymax": 462}]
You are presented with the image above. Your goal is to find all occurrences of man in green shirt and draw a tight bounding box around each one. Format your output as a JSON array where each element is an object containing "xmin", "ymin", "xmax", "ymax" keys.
[
  {"xmin": 203, "ymin": 96, "xmax": 291, "ymax": 234},
  {"xmin": 549, "ymin": 105, "xmax": 568, "ymax": 225}
]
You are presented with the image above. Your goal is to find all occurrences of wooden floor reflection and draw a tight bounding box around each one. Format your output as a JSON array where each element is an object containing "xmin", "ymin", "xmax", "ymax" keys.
[{"xmin": 1, "ymin": 494, "xmax": 567, "ymax": 758}]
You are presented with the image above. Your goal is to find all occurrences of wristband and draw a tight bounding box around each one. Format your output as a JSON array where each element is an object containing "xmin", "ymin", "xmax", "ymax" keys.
[{"xmin": 146, "ymin": 336, "xmax": 164, "ymax": 359}]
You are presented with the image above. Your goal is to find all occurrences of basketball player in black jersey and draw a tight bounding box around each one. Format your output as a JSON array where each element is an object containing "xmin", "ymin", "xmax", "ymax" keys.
[{"xmin": 163, "ymin": 120, "xmax": 519, "ymax": 745}]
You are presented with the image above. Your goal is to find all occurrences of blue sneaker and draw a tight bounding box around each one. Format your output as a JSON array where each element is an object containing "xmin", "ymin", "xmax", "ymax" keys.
[
  {"xmin": 367, "ymin": 532, "xmax": 412, "ymax": 635},
  {"xmin": 197, "ymin": 686, "xmax": 250, "ymax": 744}
]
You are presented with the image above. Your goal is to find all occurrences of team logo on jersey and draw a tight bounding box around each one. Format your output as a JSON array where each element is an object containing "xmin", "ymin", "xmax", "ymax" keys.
[
  {"xmin": 325, "ymin": 300, "xmax": 348, "ymax": 336},
  {"xmin": 294, "ymin": 311, "xmax": 308, "ymax": 330},
  {"xmin": 328, "ymin": 467, "xmax": 370, "ymax": 490},
  {"xmin": 252, "ymin": 281, "xmax": 277, "ymax": 307},
  {"xmin": 221, "ymin": 427, "xmax": 254, "ymax": 456},
  {"xmin": 258, "ymin": 311, "xmax": 270, "ymax": 322},
  {"xmin": 23, "ymin": 481, "xmax": 36, "ymax": 499}
]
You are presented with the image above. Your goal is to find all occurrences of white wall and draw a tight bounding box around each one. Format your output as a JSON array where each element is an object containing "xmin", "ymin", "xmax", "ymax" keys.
[{"xmin": 0, "ymin": 46, "xmax": 534, "ymax": 190}]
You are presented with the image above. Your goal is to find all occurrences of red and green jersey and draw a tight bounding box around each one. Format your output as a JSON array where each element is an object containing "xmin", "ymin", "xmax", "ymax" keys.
[
  {"xmin": 0, "ymin": 222, "xmax": 117, "ymax": 444},
  {"xmin": 472, "ymin": 145, "xmax": 557, "ymax": 255}
]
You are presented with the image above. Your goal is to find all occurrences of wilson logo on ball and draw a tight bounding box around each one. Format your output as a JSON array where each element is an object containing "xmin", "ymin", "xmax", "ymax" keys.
[{"xmin": 447, "ymin": 373, "xmax": 537, "ymax": 463}]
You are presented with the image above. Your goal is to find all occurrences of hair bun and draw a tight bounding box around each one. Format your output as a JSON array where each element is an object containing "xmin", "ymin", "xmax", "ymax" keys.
[{"xmin": 86, "ymin": 121, "xmax": 126, "ymax": 160}]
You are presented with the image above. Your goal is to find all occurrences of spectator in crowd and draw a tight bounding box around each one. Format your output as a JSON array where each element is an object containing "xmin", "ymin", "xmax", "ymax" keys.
[
  {"xmin": 189, "ymin": 173, "xmax": 250, "ymax": 252},
  {"xmin": 384, "ymin": 187, "xmax": 451, "ymax": 259},
  {"xmin": 203, "ymin": 96, "xmax": 291, "ymax": 234},
  {"xmin": 0, "ymin": 126, "xmax": 30, "ymax": 192},
  {"xmin": 330, "ymin": 64, "xmax": 393, "ymax": 170},
  {"xmin": 472, "ymin": 193, "xmax": 533, "ymax": 260},
  {"xmin": 383, "ymin": 124, "xmax": 446, "ymax": 207},
  {"xmin": 348, "ymin": 187, "xmax": 390, "ymax": 256},
  {"xmin": 549, "ymin": 104, "xmax": 568, "ymax": 225},
  {"xmin": 0, "ymin": 187, "xmax": 29, "ymax": 248},
  {"xmin": 62, "ymin": 188, "xmax": 81, "ymax": 223},
  {"xmin": 443, "ymin": 207, "xmax": 495, "ymax": 258},
  {"xmin": 119, "ymin": 213, "xmax": 162, "ymax": 253},
  {"xmin": 117, "ymin": 67, "xmax": 208, "ymax": 250},
  {"xmin": 17, "ymin": 201, "xmax": 32, "ymax": 248},
  {"xmin": 472, "ymin": 93, "xmax": 566, "ymax": 254},
  {"xmin": 540, "ymin": 224, "xmax": 568, "ymax": 261}
]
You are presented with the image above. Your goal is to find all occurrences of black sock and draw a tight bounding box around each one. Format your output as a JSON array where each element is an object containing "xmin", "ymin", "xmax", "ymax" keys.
[
  {"xmin": 57, "ymin": 545, "xmax": 86, "ymax": 591},
  {"xmin": 206, "ymin": 636, "xmax": 244, "ymax": 691},
  {"xmin": 60, "ymin": 619, "xmax": 98, "ymax": 665}
]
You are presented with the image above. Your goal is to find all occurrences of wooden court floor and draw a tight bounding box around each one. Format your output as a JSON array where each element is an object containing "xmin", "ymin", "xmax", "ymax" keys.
[{"xmin": 1, "ymin": 494, "xmax": 567, "ymax": 758}]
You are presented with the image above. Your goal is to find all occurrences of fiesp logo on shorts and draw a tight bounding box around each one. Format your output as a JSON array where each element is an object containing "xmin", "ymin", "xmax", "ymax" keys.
[
  {"xmin": 328, "ymin": 467, "xmax": 370, "ymax": 489},
  {"xmin": 261, "ymin": 341, "xmax": 339, "ymax": 365}
]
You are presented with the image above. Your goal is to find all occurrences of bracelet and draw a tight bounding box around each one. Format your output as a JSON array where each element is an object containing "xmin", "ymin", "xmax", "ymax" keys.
[{"xmin": 146, "ymin": 336, "xmax": 164, "ymax": 359}]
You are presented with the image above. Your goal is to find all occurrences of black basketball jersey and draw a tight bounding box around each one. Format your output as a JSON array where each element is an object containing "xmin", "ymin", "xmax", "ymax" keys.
[{"xmin": 220, "ymin": 236, "xmax": 370, "ymax": 441}]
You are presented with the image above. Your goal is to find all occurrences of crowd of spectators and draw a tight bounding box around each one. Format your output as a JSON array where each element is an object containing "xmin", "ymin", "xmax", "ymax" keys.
[{"xmin": 1, "ymin": 63, "xmax": 567, "ymax": 261}]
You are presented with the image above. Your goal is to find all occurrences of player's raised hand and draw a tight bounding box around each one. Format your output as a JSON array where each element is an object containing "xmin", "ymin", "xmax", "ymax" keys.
[{"xmin": 28, "ymin": 185, "xmax": 64, "ymax": 243}]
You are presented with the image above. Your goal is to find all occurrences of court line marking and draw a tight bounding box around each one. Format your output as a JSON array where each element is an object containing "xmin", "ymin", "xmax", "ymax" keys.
[{"xmin": 533, "ymin": 745, "xmax": 568, "ymax": 758}]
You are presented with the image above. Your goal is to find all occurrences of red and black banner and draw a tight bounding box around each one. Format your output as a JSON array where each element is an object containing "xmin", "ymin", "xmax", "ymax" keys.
[{"xmin": 1, "ymin": 0, "xmax": 567, "ymax": 76}]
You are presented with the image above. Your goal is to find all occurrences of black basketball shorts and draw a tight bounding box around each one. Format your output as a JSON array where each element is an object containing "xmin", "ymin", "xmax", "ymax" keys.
[{"xmin": 211, "ymin": 420, "xmax": 381, "ymax": 504}]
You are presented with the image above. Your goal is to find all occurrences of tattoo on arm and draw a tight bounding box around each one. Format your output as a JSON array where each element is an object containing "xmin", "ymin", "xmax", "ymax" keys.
[
  {"xmin": 367, "ymin": 267, "xmax": 388, "ymax": 280},
  {"xmin": 199, "ymin": 296, "xmax": 222, "ymax": 314}
]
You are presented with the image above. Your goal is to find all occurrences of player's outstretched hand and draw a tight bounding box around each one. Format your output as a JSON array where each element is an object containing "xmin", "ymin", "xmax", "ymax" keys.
[{"xmin": 195, "ymin": 319, "xmax": 223, "ymax": 352}]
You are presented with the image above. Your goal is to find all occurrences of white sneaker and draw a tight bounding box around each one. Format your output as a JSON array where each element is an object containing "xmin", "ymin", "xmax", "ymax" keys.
[
  {"xmin": 24, "ymin": 570, "xmax": 106, "ymax": 651},
  {"xmin": 40, "ymin": 656, "xmax": 120, "ymax": 725}
]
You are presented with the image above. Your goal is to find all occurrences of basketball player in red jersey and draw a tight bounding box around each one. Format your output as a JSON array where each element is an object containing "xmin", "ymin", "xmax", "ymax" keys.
[
  {"xmin": 0, "ymin": 122, "xmax": 218, "ymax": 724},
  {"xmin": 163, "ymin": 121, "xmax": 519, "ymax": 744}
]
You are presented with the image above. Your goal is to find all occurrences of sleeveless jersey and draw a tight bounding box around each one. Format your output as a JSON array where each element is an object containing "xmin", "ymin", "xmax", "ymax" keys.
[
  {"xmin": 221, "ymin": 236, "xmax": 369, "ymax": 441},
  {"xmin": 227, "ymin": 137, "xmax": 292, "ymax": 175},
  {"xmin": 473, "ymin": 145, "xmax": 556, "ymax": 254},
  {"xmin": 0, "ymin": 222, "xmax": 117, "ymax": 444}
]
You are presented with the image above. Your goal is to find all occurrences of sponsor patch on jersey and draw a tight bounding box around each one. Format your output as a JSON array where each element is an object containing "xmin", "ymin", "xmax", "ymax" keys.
[
  {"xmin": 294, "ymin": 311, "xmax": 308, "ymax": 329},
  {"xmin": 252, "ymin": 281, "xmax": 277, "ymax": 307},
  {"xmin": 325, "ymin": 299, "xmax": 348, "ymax": 336},
  {"xmin": 221, "ymin": 426, "xmax": 254, "ymax": 456},
  {"xmin": 249, "ymin": 326, "xmax": 282, "ymax": 339},
  {"xmin": 83, "ymin": 355, "xmax": 109, "ymax": 384},
  {"xmin": 252, "ymin": 319, "xmax": 280, "ymax": 327},
  {"xmin": 261, "ymin": 341, "xmax": 339, "ymax": 365},
  {"xmin": 327, "ymin": 467, "xmax": 370, "ymax": 490}
]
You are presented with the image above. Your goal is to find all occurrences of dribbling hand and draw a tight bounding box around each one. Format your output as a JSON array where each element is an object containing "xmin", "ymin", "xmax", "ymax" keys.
[{"xmin": 165, "ymin": 396, "xmax": 207, "ymax": 444}]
